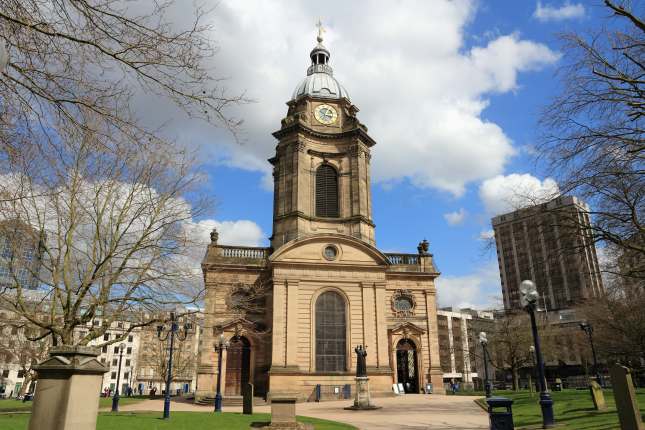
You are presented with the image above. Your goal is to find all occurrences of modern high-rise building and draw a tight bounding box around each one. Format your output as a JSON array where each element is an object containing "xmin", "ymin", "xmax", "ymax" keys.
[
  {"xmin": 492, "ymin": 196, "xmax": 603, "ymax": 311},
  {"xmin": 0, "ymin": 219, "xmax": 41, "ymax": 290}
]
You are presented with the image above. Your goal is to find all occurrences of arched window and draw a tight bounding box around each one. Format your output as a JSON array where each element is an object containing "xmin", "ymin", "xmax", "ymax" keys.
[
  {"xmin": 315, "ymin": 164, "xmax": 339, "ymax": 218},
  {"xmin": 315, "ymin": 291, "xmax": 346, "ymax": 372}
]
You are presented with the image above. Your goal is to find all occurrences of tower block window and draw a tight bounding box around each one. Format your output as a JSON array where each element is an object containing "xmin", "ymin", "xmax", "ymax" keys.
[
  {"xmin": 315, "ymin": 291, "xmax": 346, "ymax": 372},
  {"xmin": 315, "ymin": 164, "xmax": 339, "ymax": 218}
]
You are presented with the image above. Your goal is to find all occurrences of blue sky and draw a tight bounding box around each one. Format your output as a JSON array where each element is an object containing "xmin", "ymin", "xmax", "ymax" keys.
[{"xmin": 156, "ymin": 1, "xmax": 608, "ymax": 309}]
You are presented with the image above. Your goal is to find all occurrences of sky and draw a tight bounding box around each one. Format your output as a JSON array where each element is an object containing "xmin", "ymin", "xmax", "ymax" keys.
[{"xmin": 143, "ymin": 1, "xmax": 611, "ymax": 310}]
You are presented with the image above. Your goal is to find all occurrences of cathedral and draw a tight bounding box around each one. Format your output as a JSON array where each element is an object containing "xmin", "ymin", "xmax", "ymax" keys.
[{"xmin": 196, "ymin": 27, "xmax": 445, "ymax": 402}]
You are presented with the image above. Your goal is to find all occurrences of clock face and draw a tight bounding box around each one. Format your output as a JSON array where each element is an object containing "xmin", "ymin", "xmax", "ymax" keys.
[{"xmin": 314, "ymin": 104, "xmax": 338, "ymax": 125}]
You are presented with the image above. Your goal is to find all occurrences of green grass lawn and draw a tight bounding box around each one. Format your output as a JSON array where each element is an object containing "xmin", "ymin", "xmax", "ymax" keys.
[
  {"xmin": 0, "ymin": 396, "xmax": 146, "ymax": 412},
  {"xmin": 0, "ymin": 400, "xmax": 32, "ymax": 412},
  {"xmin": 0, "ymin": 411, "xmax": 356, "ymax": 430},
  {"xmin": 476, "ymin": 388, "xmax": 645, "ymax": 430}
]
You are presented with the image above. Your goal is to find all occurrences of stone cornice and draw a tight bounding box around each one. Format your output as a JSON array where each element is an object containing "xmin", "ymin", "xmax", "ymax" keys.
[
  {"xmin": 272, "ymin": 123, "xmax": 376, "ymax": 147},
  {"xmin": 273, "ymin": 211, "xmax": 376, "ymax": 228}
]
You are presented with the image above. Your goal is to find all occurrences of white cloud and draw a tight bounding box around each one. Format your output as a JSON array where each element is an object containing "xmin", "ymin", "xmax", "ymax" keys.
[
  {"xmin": 443, "ymin": 208, "xmax": 467, "ymax": 226},
  {"xmin": 533, "ymin": 2, "xmax": 585, "ymax": 22},
  {"xmin": 140, "ymin": 1, "xmax": 560, "ymax": 196},
  {"xmin": 479, "ymin": 173, "xmax": 560, "ymax": 216},
  {"xmin": 436, "ymin": 262, "xmax": 502, "ymax": 309},
  {"xmin": 479, "ymin": 229, "xmax": 495, "ymax": 240},
  {"xmin": 187, "ymin": 219, "xmax": 266, "ymax": 247}
]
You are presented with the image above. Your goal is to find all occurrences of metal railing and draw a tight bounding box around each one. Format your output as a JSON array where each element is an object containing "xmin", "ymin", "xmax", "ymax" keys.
[{"xmin": 313, "ymin": 384, "xmax": 352, "ymax": 402}]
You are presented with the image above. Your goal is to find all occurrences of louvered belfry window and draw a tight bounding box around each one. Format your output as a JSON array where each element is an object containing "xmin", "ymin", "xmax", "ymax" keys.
[
  {"xmin": 315, "ymin": 291, "xmax": 346, "ymax": 372},
  {"xmin": 315, "ymin": 164, "xmax": 339, "ymax": 218}
]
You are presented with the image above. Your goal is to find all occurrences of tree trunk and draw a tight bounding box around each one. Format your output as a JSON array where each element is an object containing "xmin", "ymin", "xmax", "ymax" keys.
[
  {"xmin": 512, "ymin": 367, "xmax": 520, "ymax": 391},
  {"xmin": 19, "ymin": 372, "xmax": 33, "ymax": 396}
]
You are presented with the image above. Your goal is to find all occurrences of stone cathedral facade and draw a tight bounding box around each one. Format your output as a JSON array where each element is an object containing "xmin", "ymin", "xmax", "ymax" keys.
[{"xmin": 196, "ymin": 30, "xmax": 445, "ymax": 402}]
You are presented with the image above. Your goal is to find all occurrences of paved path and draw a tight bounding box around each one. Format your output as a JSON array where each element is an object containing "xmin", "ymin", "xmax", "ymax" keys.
[{"xmin": 117, "ymin": 395, "xmax": 488, "ymax": 430}]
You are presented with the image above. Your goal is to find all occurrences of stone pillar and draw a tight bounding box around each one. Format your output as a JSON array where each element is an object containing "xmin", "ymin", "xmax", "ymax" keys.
[
  {"xmin": 344, "ymin": 377, "xmax": 380, "ymax": 410},
  {"xmin": 28, "ymin": 346, "xmax": 108, "ymax": 430}
]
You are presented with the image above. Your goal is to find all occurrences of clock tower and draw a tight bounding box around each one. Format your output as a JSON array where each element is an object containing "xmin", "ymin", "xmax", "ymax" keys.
[{"xmin": 269, "ymin": 27, "xmax": 375, "ymax": 250}]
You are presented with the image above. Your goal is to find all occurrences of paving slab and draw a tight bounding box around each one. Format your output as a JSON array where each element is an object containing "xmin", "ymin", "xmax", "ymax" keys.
[{"xmin": 116, "ymin": 394, "xmax": 488, "ymax": 430}]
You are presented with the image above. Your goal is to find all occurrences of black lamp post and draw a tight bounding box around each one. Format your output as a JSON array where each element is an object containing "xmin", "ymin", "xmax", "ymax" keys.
[
  {"xmin": 579, "ymin": 322, "xmax": 603, "ymax": 387},
  {"xmin": 479, "ymin": 332, "xmax": 492, "ymax": 398},
  {"xmin": 520, "ymin": 280, "xmax": 555, "ymax": 429},
  {"xmin": 214, "ymin": 333, "xmax": 230, "ymax": 413},
  {"xmin": 111, "ymin": 343, "xmax": 126, "ymax": 412},
  {"xmin": 529, "ymin": 345, "xmax": 537, "ymax": 393},
  {"xmin": 157, "ymin": 312, "xmax": 191, "ymax": 420}
]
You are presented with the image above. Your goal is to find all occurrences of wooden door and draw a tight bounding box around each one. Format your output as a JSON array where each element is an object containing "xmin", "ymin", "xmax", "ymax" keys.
[{"xmin": 225, "ymin": 337, "xmax": 250, "ymax": 396}]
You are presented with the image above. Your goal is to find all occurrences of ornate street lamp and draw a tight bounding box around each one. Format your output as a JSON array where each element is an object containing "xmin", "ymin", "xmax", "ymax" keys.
[
  {"xmin": 579, "ymin": 322, "xmax": 603, "ymax": 387},
  {"xmin": 479, "ymin": 332, "xmax": 492, "ymax": 398},
  {"xmin": 214, "ymin": 333, "xmax": 230, "ymax": 413},
  {"xmin": 520, "ymin": 280, "xmax": 555, "ymax": 428},
  {"xmin": 111, "ymin": 343, "xmax": 126, "ymax": 412},
  {"xmin": 157, "ymin": 312, "xmax": 191, "ymax": 420}
]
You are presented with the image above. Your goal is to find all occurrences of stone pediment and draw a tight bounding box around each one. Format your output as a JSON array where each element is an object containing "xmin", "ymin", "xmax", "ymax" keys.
[
  {"xmin": 215, "ymin": 317, "xmax": 268, "ymax": 337},
  {"xmin": 388, "ymin": 322, "xmax": 426, "ymax": 337},
  {"xmin": 270, "ymin": 234, "xmax": 389, "ymax": 267}
]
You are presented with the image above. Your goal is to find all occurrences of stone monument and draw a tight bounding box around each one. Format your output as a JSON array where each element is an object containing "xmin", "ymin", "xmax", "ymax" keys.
[
  {"xmin": 589, "ymin": 379, "xmax": 607, "ymax": 411},
  {"xmin": 260, "ymin": 392, "xmax": 312, "ymax": 429},
  {"xmin": 344, "ymin": 345, "xmax": 380, "ymax": 410},
  {"xmin": 243, "ymin": 383, "xmax": 254, "ymax": 415},
  {"xmin": 610, "ymin": 365, "xmax": 644, "ymax": 430},
  {"xmin": 28, "ymin": 346, "xmax": 108, "ymax": 430}
]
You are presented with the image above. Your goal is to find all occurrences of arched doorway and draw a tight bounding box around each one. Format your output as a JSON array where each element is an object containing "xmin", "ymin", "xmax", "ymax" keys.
[
  {"xmin": 225, "ymin": 336, "xmax": 251, "ymax": 396},
  {"xmin": 396, "ymin": 339, "xmax": 419, "ymax": 393}
]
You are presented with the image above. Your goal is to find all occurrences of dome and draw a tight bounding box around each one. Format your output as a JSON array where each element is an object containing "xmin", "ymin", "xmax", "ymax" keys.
[
  {"xmin": 292, "ymin": 71, "xmax": 350, "ymax": 101},
  {"xmin": 291, "ymin": 25, "xmax": 350, "ymax": 101}
]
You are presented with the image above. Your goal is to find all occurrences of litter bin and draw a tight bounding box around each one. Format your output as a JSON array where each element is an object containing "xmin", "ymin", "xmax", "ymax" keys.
[
  {"xmin": 553, "ymin": 378, "xmax": 562, "ymax": 391},
  {"xmin": 486, "ymin": 396, "xmax": 514, "ymax": 430}
]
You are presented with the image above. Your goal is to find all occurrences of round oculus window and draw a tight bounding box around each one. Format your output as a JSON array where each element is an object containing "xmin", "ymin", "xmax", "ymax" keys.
[
  {"xmin": 323, "ymin": 245, "xmax": 338, "ymax": 261},
  {"xmin": 393, "ymin": 296, "xmax": 413, "ymax": 311}
]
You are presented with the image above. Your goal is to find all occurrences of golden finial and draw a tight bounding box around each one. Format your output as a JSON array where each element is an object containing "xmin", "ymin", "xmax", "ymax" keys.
[{"xmin": 316, "ymin": 18, "xmax": 325, "ymax": 43}]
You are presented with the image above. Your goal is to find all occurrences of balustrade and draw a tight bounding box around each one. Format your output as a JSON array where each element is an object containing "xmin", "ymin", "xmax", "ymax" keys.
[
  {"xmin": 385, "ymin": 253, "xmax": 420, "ymax": 265},
  {"xmin": 218, "ymin": 246, "xmax": 270, "ymax": 260}
]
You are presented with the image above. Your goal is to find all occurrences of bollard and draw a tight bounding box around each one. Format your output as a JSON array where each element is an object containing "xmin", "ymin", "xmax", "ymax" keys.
[
  {"xmin": 486, "ymin": 397, "xmax": 514, "ymax": 430},
  {"xmin": 315, "ymin": 384, "xmax": 321, "ymax": 402},
  {"xmin": 343, "ymin": 384, "xmax": 351, "ymax": 399}
]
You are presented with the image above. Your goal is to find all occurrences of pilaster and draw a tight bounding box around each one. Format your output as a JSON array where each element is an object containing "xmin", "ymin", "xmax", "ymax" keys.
[
  {"xmin": 360, "ymin": 282, "xmax": 377, "ymax": 367},
  {"xmin": 271, "ymin": 279, "xmax": 287, "ymax": 368},
  {"xmin": 374, "ymin": 282, "xmax": 389, "ymax": 369},
  {"xmin": 285, "ymin": 279, "xmax": 299, "ymax": 368}
]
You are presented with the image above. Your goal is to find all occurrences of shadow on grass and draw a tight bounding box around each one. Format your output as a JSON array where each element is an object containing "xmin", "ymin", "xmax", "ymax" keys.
[{"xmin": 250, "ymin": 421, "xmax": 271, "ymax": 428}]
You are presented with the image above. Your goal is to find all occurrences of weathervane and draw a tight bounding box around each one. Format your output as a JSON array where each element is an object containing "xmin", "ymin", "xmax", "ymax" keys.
[{"xmin": 316, "ymin": 18, "xmax": 325, "ymax": 43}]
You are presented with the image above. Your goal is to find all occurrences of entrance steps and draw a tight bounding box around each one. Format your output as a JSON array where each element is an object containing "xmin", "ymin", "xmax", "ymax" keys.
[{"xmin": 195, "ymin": 395, "xmax": 267, "ymax": 407}]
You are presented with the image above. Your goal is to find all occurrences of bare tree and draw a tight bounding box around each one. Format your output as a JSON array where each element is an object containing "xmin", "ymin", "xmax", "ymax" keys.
[
  {"xmin": 140, "ymin": 327, "xmax": 197, "ymax": 391},
  {"xmin": 0, "ymin": 0, "xmax": 245, "ymax": 158},
  {"xmin": 0, "ymin": 109, "xmax": 208, "ymax": 347},
  {"xmin": 0, "ymin": 313, "xmax": 50, "ymax": 396},
  {"xmin": 537, "ymin": 0, "xmax": 644, "ymax": 283},
  {"xmin": 486, "ymin": 312, "xmax": 559, "ymax": 391},
  {"xmin": 487, "ymin": 313, "xmax": 534, "ymax": 390},
  {"xmin": 581, "ymin": 268, "xmax": 645, "ymax": 364}
]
